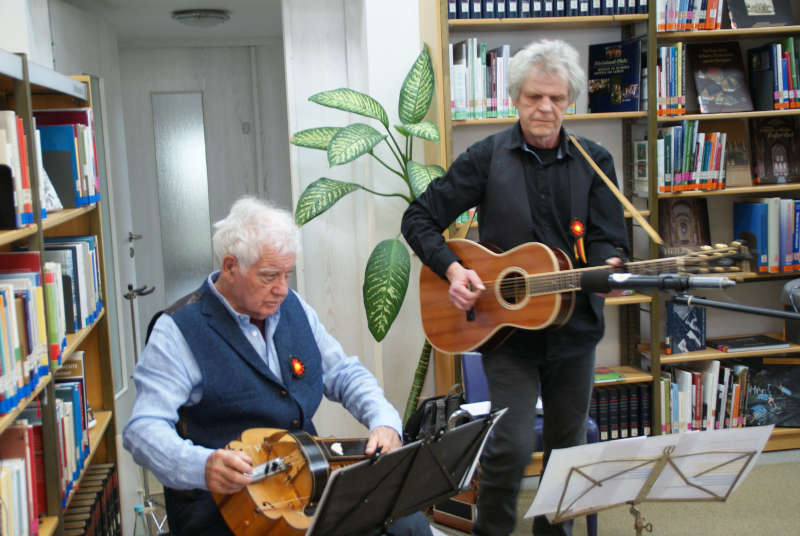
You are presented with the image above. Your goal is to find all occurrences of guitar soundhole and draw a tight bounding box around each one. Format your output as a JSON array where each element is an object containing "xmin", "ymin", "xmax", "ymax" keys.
[{"xmin": 499, "ymin": 271, "xmax": 526, "ymax": 307}]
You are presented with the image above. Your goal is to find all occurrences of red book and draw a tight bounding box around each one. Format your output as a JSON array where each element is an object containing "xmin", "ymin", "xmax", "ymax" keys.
[{"xmin": 14, "ymin": 116, "xmax": 32, "ymax": 222}]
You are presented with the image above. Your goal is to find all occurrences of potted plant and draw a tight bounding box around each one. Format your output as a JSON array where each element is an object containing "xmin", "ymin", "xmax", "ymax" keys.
[{"xmin": 290, "ymin": 45, "xmax": 443, "ymax": 420}]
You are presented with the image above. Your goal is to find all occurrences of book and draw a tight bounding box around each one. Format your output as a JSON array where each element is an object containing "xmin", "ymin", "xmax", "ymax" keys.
[
  {"xmin": 749, "ymin": 115, "xmax": 800, "ymax": 184},
  {"xmin": 594, "ymin": 366, "xmax": 625, "ymax": 383},
  {"xmin": 665, "ymin": 300, "xmax": 707, "ymax": 354},
  {"xmin": 727, "ymin": 0, "xmax": 794, "ymax": 28},
  {"xmin": 658, "ymin": 198, "xmax": 710, "ymax": 257},
  {"xmin": 587, "ymin": 38, "xmax": 642, "ymax": 113},
  {"xmin": 733, "ymin": 201, "xmax": 769, "ymax": 272},
  {"xmin": 707, "ymin": 333, "xmax": 790, "ymax": 352},
  {"xmin": 687, "ymin": 42, "xmax": 753, "ymax": 114},
  {"xmin": 737, "ymin": 356, "xmax": 800, "ymax": 427},
  {"xmin": 699, "ymin": 119, "xmax": 753, "ymax": 187}
]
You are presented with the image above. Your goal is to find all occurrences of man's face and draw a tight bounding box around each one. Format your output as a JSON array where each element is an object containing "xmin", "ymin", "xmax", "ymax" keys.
[
  {"xmin": 513, "ymin": 70, "xmax": 570, "ymax": 149},
  {"xmin": 223, "ymin": 248, "xmax": 295, "ymax": 319}
]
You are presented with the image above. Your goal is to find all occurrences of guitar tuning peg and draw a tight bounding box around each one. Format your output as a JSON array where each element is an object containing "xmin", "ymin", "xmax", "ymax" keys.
[
  {"xmin": 714, "ymin": 243, "xmax": 728, "ymax": 249},
  {"xmin": 700, "ymin": 245, "xmax": 712, "ymax": 251}
]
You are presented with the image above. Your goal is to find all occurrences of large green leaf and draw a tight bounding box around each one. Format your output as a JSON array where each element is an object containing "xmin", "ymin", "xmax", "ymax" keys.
[
  {"xmin": 363, "ymin": 238, "xmax": 410, "ymax": 342},
  {"xmin": 407, "ymin": 161, "xmax": 445, "ymax": 198},
  {"xmin": 310, "ymin": 88, "xmax": 388, "ymax": 128},
  {"xmin": 398, "ymin": 45, "xmax": 434, "ymax": 125},
  {"xmin": 396, "ymin": 120, "xmax": 440, "ymax": 142},
  {"xmin": 294, "ymin": 178, "xmax": 363, "ymax": 225},
  {"xmin": 328, "ymin": 123, "xmax": 386, "ymax": 166},
  {"xmin": 290, "ymin": 127, "xmax": 340, "ymax": 150}
]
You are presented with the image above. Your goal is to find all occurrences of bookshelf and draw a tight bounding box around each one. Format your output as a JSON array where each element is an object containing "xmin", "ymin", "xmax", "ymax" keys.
[
  {"xmin": 645, "ymin": 5, "xmax": 800, "ymax": 453},
  {"xmin": 0, "ymin": 52, "xmax": 118, "ymax": 535}
]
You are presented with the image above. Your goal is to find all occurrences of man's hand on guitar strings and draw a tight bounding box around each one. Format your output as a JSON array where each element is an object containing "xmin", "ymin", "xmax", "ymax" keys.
[
  {"xmin": 446, "ymin": 261, "xmax": 486, "ymax": 311},
  {"xmin": 205, "ymin": 448, "xmax": 253, "ymax": 495}
]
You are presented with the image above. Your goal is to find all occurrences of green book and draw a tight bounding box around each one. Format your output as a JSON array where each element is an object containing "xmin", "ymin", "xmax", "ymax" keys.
[{"xmin": 594, "ymin": 366, "xmax": 625, "ymax": 383}]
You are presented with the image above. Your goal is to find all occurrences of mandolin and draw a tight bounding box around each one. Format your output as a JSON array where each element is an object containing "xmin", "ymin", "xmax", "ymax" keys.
[
  {"xmin": 212, "ymin": 428, "xmax": 369, "ymax": 536},
  {"xmin": 419, "ymin": 239, "xmax": 749, "ymax": 354}
]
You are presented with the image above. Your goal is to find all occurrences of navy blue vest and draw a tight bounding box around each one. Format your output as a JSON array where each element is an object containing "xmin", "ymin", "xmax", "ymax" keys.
[
  {"xmin": 162, "ymin": 281, "xmax": 323, "ymax": 535},
  {"xmin": 169, "ymin": 281, "xmax": 323, "ymax": 447}
]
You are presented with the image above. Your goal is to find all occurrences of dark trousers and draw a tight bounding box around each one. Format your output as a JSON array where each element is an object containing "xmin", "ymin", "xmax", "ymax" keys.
[{"xmin": 472, "ymin": 341, "xmax": 596, "ymax": 536}]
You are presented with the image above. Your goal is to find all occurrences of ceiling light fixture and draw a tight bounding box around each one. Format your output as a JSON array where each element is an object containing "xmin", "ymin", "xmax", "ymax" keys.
[{"xmin": 171, "ymin": 8, "xmax": 231, "ymax": 28}]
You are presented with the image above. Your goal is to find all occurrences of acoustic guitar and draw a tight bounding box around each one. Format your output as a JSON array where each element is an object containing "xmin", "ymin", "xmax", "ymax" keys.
[
  {"xmin": 213, "ymin": 428, "xmax": 370, "ymax": 536},
  {"xmin": 419, "ymin": 239, "xmax": 748, "ymax": 354}
]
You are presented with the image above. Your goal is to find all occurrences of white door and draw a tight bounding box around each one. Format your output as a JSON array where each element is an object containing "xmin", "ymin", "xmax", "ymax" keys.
[{"xmin": 120, "ymin": 46, "xmax": 262, "ymax": 343}]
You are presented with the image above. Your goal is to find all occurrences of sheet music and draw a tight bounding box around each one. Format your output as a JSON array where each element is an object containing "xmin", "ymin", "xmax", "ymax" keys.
[{"xmin": 526, "ymin": 425, "xmax": 774, "ymax": 521}]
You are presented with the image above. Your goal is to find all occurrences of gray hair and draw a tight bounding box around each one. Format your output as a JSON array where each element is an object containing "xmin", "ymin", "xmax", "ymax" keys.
[
  {"xmin": 212, "ymin": 196, "xmax": 301, "ymax": 270},
  {"xmin": 507, "ymin": 39, "xmax": 586, "ymax": 104}
]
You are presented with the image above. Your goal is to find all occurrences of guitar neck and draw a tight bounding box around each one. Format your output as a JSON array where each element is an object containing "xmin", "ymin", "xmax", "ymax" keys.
[{"xmin": 526, "ymin": 257, "xmax": 690, "ymax": 296}]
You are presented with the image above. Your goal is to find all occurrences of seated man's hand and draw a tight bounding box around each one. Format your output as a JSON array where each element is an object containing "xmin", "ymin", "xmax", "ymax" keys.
[
  {"xmin": 205, "ymin": 448, "xmax": 253, "ymax": 494},
  {"xmin": 365, "ymin": 425, "xmax": 402, "ymax": 455}
]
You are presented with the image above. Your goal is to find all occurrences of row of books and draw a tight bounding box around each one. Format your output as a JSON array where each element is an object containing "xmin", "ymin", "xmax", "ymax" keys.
[
  {"xmin": 0, "ymin": 351, "xmax": 97, "ymax": 535},
  {"xmin": 659, "ymin": 359, "xmax": 749, "ymax": 434},
  {"xmin": 448, "ymin": 0, "xmax": 649, "ymax": 19},
  {"xmin": 450, "ymin": 40, "xmax": 517, "ymax": 120},
  {"xmin": 0, "ymin": 107, "xmax": 102, "ymax": 231},
  {"xmin": 656, "ymin": 0, "xmax": 725, "ymax": 32},
  {"xmin": 0, "ymin": 243, "xmax": 103, "ymax": 414},
  {"xmin": 62, "ymin": 462, "xmax": 121, "ymax": 536},
  {"xmin": 734, "ymin": 198, "xmax": 800, "ymax": 274},
  {"xmin": 748, "ymin": 38, "xmax": 800, "ymax": 112},
  {"xmin": 590, "ymin": 383, "xmax": 652, "ymax": 442}
]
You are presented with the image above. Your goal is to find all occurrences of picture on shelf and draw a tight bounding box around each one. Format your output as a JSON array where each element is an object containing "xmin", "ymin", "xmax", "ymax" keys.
[
  {"xmin": 587, "ymin": 38, "xmax": 642, "ymax": 113},
  {"xmin": 658, "ymin": 198, "xmax": 711, "ymax": 257},
  {"xmin": 737, "ymin": 356, "xmax": 800, "ymax": 427},
  {"xmin": 727, "ymin": 0, "xmax": 795, "ymax": 28},
  {"xmin": 687, "ymin": 42, "xmax": 753, "ymax": 114},
  {"xmin": 665, "ymin": 300, "xmax": 707, "ymax": 354},
  {"xmin": 749, "ymin": 115, "xmax": 800, "ymax": 184}
]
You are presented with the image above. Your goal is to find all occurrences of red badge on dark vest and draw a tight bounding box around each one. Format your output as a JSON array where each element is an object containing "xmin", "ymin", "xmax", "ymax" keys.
[
  {"xmin": 291, "ymin": 356, "xmax": 305, "ymax": 378},
  {"xmin": 570, "ymin": 218, "xmax": 587, "ymax": 264}
]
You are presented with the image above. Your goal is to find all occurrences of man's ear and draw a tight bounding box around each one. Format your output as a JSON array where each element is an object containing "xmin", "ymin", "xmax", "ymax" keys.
[{"xmin": 219, "ymin": 254, "xmax": 239, "ymax": 280}]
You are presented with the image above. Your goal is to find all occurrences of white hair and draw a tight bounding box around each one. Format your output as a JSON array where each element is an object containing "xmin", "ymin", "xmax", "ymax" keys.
[
  {"xmin": 507, "ymin": 39, "xmax": 586, "ymax": 104},
  {"xmin": 212, "ymin": 196, "xmax": 301, "ymax": 270}
]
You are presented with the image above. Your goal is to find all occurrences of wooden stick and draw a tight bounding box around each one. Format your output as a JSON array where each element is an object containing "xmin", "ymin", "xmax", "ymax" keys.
[{"xmin": 568, "ymin": 134, "xmax": 663, "ymax": 245}]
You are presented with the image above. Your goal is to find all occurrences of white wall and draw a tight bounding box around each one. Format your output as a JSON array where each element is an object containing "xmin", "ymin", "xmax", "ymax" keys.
[{"xmin": 282, "ymin": 0, "xmax": 427, "ymax": 437}]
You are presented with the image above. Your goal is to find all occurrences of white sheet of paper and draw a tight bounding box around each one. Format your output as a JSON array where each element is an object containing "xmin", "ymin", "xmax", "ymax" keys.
[{"xmin": 526, "ymin": 425, "xmax": 773, "ymax": 522}]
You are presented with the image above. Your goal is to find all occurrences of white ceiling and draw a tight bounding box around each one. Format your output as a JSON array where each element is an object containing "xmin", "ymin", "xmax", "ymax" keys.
[{"xmin": 63, "ymin": 0, "xmax": 283, "ymax": 46}]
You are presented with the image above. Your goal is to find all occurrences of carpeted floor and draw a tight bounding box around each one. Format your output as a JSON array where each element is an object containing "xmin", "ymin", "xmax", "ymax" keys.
[{"xmin": 432, "ymin": 451, "xmax": 800, "ymax": 535}]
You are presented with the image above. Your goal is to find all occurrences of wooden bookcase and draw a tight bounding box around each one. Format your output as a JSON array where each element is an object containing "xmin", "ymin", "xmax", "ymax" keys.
[
  {"xmin": 419, "ymin": 1, "xmax": 800, "ymax": 470},
  {"xmin": 418, "ymin": 0, "xmax": 654, "ymax": 475},
  {"xmin": 0, "ymin": 50, "xmax": 118, "ymax": 536},
  {"xmin": 645, "ymin": 8, "xmax": 800, "ymax": 454}
]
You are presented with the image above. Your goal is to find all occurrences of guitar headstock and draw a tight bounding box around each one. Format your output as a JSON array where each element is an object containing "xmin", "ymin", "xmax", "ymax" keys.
[{"xmin": 669, "ymin": 241, "xmax": 753, "ymax": 275}]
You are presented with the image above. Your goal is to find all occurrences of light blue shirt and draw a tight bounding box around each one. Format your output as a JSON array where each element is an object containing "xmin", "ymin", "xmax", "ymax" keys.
[{"xmin": 122, "ymin": 272, "xmax": 402, "ymax": 490}]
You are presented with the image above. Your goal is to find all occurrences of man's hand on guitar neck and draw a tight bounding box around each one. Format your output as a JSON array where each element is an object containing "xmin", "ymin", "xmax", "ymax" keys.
[{"xmin": 446, "ymin": 261, "xmax": 486, "ymax": 311}]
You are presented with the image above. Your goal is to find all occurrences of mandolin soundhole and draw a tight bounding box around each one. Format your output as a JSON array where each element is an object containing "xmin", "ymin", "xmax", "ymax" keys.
[{"xmin": 498, "ymin": 270, "xmax": 527, "ymax": 309}]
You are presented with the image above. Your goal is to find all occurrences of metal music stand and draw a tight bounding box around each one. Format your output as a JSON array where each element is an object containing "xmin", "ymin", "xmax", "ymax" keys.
[
  {"xmin": 527, "ymin": 425, "xmax": 774, "ymax": 536},
  {"xmin": 306, "ymin": 409, "xmax": 506, "ymax": 536}
]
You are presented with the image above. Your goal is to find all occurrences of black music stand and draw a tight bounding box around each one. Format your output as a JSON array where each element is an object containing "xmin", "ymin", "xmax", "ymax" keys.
[{"xmin": 306, "ymin": 409, "xmax": 505, "ymax": 536}]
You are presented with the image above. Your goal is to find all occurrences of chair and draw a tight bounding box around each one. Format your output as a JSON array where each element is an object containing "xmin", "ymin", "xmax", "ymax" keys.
[{"xmin": 460, "ymin": 352, "xmax": 599, "ymax": 536}]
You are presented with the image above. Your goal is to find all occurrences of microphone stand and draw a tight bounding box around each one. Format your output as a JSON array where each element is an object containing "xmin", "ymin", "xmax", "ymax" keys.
[{"xmin": 670, "ymin": 294, "xmax": 800, "ymax": 321}]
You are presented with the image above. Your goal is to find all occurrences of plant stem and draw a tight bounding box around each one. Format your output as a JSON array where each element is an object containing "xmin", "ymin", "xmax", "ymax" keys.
[
  {"xmin": 370, "ymin": 151, "xmax": 406, "ymax": 180},
  {"xmin": 359, "ymin": 184, "xmax": 413, "ymax": 204},
  {"xmin": 384, "ymin": 128, "xmax": 409, "ymax": 177},
  {"xmin": 403, "ymin": 339, "xmax": 433, "ymax": 424}
]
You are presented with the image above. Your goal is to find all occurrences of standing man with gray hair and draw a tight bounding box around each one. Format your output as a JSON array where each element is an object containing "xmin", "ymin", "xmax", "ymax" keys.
[
  {"xmin": 402, "ymin": 39, "xmax": 629, "ymax": 535},
  {"xmin": 124, "ymin": 196, "xmax": 431, "ymax": 535}
]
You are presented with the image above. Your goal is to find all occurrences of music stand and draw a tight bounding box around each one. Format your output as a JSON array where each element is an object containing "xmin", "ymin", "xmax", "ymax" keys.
[
  {"xmin": 527, "ymin": 425, "xmax": 774, "ymax": 535},
  {"xmin": 306, "ymin": 409, "xmax": 506, "ymax": 536}
]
